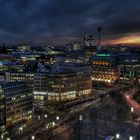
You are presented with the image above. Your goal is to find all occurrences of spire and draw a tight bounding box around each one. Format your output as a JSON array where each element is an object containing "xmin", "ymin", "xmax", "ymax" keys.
[{"xmin": 97, "ymin": 24, "xmax": 103, "ymax": 46}]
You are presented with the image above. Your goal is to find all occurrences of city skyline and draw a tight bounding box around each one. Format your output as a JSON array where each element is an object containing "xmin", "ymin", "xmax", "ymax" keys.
[{"xmin": 0, "ymin": 0, "xmax": 140, "ymax": 45}]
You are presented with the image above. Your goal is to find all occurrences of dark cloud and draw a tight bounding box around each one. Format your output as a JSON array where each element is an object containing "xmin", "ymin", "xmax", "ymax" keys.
[{"xmin": 0, "ymin": 0, "xmax": 140, "ymax": 44}]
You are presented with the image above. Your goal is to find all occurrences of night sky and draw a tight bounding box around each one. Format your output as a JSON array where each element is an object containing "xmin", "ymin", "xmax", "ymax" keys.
[{"xmin": 0, "ymin": 0, "xmax": 140, "ymax": 45}]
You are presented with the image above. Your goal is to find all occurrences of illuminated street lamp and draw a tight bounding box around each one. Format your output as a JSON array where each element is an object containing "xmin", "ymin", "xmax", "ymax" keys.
[
  {"xmin": 129, "ymin": 136, "xmax": 133, "ymax": 140},
  {"xmin": 131, "ymin": 107, "xmax": 134, "ymax": 113},
  {"xmin": 44, "ymin": 114, "xmax": 47, "ymax": 118},
  {"xmin": 56, "ymin": 116, "xmax": 59, "ymax": 120},
  {"xmin": 20, "ymin": 127, "xmax": 23, "ymax": 131},
  {"xmin": 1, "ymin": 134, "xmax": 4, "ymax": 139},
  {"xmin": 31, "ymin": 135, "xmax": 35, "ymax": 140},
  {"xmin": 52, "ymin": 122, "xmax": 55, "ymax": 126},
  {"xmin": 79, "ymin": 114, "xmax": 83, "ymax": 121},
  {"xmin": 115, "ymin": 133, "xmax": 120, "ymax": 139}
]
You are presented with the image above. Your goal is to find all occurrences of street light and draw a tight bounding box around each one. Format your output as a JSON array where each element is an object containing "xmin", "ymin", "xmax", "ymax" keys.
[
  {"xmin": 44, "ymin": 114, "xmax": 47, "ymax": 118},
  {"xmin": 52, "ymin": 122, "xmax": 55, "ymax": 126},
  {"xmin": 19, "ymin": 127, "xmax": 23, "ymax": 131},
  {"xmin": 131, "ymin": 107, "xmax": 134, "ymax": 113},
  {"xmin": 79, "ymin": 114, "xmax": 83, "ymax": 121},
  {"xmin": 46, "ymin": 125, "xmax": 49, "ymax": 129},
  {"xmin": 129, "ymin": 136, "xmax": 133, "ymax": 140},
  {"xmin": 1, "ymin": 134, "xmax": 4, "ymax": 139},
  {"xmin": 31, "ymin": 135, "xmax": 35, "ymax": 140},
  {"xmin": 56, "ymin": 116, "xmax": 59, "ymax": 120},
  {"xmin": 115, "ymin": 133, "xmax": 120, "ymax": 139}
]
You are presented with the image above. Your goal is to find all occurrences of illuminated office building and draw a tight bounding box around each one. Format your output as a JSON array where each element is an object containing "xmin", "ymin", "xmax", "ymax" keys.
[
  {"xmin": 5, "ymin": 72, "xmax": 34, "ymax": 86},
  {"xmin": 17, "ymin": 45, "xmax": 30, "ymax": 52},
  {"xmin": 0, "ymin": 61, "xmax": 24, "ymax": 72},
  {"xmin": 0, "ymin": 82, "xmax": 33, "ymax": 128},
  {"xmin": 34, "ymin": 71, "xmax": 77, "ymax": 105},
  {"xmin": 66, "ymin": 42, "xmax": 81, "ymax": 51},
  {"xmin": 33, "ymin": 73, "xmax": 48, "ymax": 106},
  {"xmin": 89, "ymin": 53, "xmax": 118, "ymax": 85},
  {"xmin": 47, "ymin": 71, "xmax": 77, "ymax": 103},
  {"xmin": 59, "ymin": 63, "xmax": 92, "ymax": 97},
  {"xmin": 0, "ymin": 86, "xmax": 5, "ymax": 133},
  {"xmin": 83, "ymin": 33, "xmax": 97, "ymax": 62},
  {"xmin": 33, "ymin": 65, "xmax": 92, "ymax": 105},
  {"xmin": 118, "ymin": 53, "xmax": 140, "ymax": 85}
]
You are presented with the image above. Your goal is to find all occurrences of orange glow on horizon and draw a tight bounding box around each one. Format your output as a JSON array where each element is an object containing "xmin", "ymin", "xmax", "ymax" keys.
[{"xmin": 104, "ymin": 34, "xmax": 140, "ymax": 45}]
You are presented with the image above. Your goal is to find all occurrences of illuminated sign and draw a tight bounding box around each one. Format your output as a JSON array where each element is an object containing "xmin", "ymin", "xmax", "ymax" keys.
[{"xmin": 96, "ymin": 54, "xmax": 110, "ymax": 57}]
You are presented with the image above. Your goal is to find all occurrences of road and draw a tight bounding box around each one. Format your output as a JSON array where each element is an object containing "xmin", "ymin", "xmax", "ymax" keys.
[{"xmin": 122, "ymin": 88, "xmax": 140, "ymax": 116}]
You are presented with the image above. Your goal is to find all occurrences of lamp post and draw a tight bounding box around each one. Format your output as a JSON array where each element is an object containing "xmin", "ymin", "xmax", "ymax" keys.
[{"xmin": 77, "ymin": 114, "xmax": 83, "ymax": 140}]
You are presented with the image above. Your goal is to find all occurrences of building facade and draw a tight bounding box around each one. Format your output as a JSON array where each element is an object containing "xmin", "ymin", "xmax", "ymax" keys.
[
  {"xmin": 5, "ymin": 72, "xmax": 34, "ymax": 86},
  {"xmin": 33, "ymin": 64, "xmax": 92, "ymax": 105},
  {"xmin": 0, "ymin": 82, "xmax": 33, "ymax": 128},
  {"xmin": 89, "ymin": 53, "xmax": 118, "ymax": 85},
  {"xmin": 118, "ymin": 53, "xmax": 140, "ymax": 85}
]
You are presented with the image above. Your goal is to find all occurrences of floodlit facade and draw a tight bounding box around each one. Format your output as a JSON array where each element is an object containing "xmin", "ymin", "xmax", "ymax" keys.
[{"xmin": 89, "ymin": 53, "xmax": 118, "ymax": 85}]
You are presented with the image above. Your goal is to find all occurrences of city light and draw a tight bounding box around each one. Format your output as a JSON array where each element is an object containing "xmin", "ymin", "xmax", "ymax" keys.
[
  {"xmin": 0, "ymin": 5, "xmax": 140, "ymax": 139},
  {"xmin": 1, "ymin": 134, "xmax": 4, "ymax": 139},
  {"xmin": 31, "ymin": 135, "xmax": 35, "ymax": 140},
  {"xmin": 79, "ymin": 114, "xmax": 83, "ymax": 121},
  {"xmin": 52, "ymin": 122, "xmax": 55, "ymax": 126},
  {"xmin": 56, "ymin": 116, "xmax": 59, "ymax": 120},
  {"xmin": 131, "ymin": 107, "xmax": 134, "ymax": 112},
  {"xmin": 44, "ymin": 114, "xmax": 47, "ymax": 118},
  {"xmin": 129, "ymin": 136, "xmax": 133, "ymax": 140},
  {"xmin": 115, "ymin": 134, "xmax": 120, "ymax": 139}
]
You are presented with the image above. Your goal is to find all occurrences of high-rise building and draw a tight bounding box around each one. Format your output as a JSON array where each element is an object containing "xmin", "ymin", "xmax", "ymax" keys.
[
  {"xmin": 0, "ymin": 82, "xmax": 33, "ymax": 129},
  {"xmin": 83, "ymin": 33, "xmax": 97, "ymax": 62},
  {"xmin": 84, "ymin": 33, "xmax": 95, "ymax": 47}
]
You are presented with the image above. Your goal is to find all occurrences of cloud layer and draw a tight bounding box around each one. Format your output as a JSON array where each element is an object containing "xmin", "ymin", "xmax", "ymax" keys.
[{"xmin": 0, "ymin": 0, "xmax": 140, "ymax": 44}]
